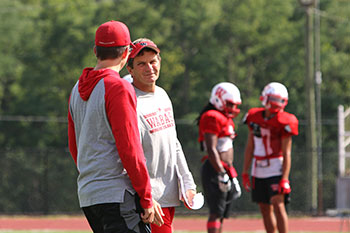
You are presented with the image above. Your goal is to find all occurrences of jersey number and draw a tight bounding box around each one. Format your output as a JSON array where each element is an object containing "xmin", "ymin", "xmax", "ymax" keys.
[{"xmin": 261, "ymin": 128, "xmax": 273, "ymax": 155}]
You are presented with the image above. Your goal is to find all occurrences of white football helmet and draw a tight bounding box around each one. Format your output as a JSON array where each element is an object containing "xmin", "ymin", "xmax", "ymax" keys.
[
  {"xmin": 210, "ymin": 82, "xmax": 242, "ymax": 118},
  {"xmin": 260, "ymin": 82, "xmax": 288, "ymax": 113}
]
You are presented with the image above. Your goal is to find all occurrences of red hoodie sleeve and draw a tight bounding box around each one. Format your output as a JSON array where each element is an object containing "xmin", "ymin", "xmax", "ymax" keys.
[
  {"xmin": 104, "ymin": 77, "xmax": 153, "ymax": 209},
  {"xmin": 68, "ymin": 96, "xmax": 78, "ymax": 165}
]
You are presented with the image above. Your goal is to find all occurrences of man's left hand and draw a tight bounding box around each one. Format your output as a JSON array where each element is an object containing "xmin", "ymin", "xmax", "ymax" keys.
[{"xmin": 185, "ymin": 189, "xmax": 196, "ymax": 207}]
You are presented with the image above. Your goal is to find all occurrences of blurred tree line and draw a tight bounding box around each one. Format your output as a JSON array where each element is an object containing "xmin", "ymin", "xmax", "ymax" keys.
[{"xmin": 0, "ymin": 0, "xmax": 349, "ymax": 214}]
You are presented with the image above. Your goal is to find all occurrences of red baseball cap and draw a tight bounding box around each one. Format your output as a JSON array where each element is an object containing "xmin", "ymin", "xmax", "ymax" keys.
[
  {"xmin": 129, "ymin": 40, "xmax": 160, "ymax": 59},
  {"xmin": 95, "ymin": 20, "xmax": 131, "ymax": 47}
]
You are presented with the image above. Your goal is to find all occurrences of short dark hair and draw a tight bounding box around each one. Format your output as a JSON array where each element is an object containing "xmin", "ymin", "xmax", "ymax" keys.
[{"xmin": 95, "ymin": 45, "xmax": 128, "ymax": 60}]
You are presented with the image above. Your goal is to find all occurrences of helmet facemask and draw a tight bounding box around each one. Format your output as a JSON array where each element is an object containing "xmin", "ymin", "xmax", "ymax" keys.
[
  {"xmin": 265, "ymin": 95, "xmax": 288, "ymax": 113},
  {"xmin": 224, "ymin": 100, "xmax": 241, "ymax": 118},
  {"xmin": 260, "ymin": 82, "xmax": 289, "ymax": 113}
]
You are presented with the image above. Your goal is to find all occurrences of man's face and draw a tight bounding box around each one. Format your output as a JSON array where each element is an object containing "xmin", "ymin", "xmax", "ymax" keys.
[
  {"xmin": 127, "ymin": 50, "xmax": 161, "ymax": 92},
  {"xmin": 224, "ymin": 101, "xmax": 240, "ymax": 118},
  {"xmin": 265, "ymin": 95, "xmax": 286, "ymax": 113}
]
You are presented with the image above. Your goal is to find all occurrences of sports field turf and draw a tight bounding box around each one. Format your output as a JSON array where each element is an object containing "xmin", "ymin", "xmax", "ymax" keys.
[{"xmin": 0, "ymin": 215, "xmax": 346, "ymax": 232}]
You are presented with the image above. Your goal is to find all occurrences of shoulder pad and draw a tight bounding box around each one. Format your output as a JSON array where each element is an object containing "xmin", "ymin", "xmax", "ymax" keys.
[
  {"xmin": 277, "ymin": 111, "xmax": 299, "ymax": 135},
  {"xmin": 248, "ymin": 107, "xmax": 264, "ymax": 115},
  {"xmin": 204, "ymin": 109, "xmax": 226, "ymax": 119},
  {"xmin": 201, "ymin": 110, "xmax": 227, "ymax": 124},
  {"xmin": 244, "ymin": 107, "xmax": 264, "ymax": 124}
]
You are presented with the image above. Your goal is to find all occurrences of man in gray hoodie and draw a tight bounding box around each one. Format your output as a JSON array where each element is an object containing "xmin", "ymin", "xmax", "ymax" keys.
[{"xmin": 68, "ymin": 21, "xmax": 162, "ymax": 233}]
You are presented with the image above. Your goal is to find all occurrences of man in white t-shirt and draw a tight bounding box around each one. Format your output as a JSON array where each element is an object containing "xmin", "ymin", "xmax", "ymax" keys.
[{"xmin": 126, "ymin": 38, "xmax": 198, "ymax": 233}]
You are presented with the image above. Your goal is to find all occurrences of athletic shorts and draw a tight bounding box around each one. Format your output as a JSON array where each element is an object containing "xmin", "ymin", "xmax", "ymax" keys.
[
  {"xmin": 82, "ymin": 191, "xmax": 151, "ymax": 233},
  {"xmin": 201, "ymin": 160, "xmax": 235, "ymax": 218},
  {"xmin": 252, "ymin": 176, "xmax": 290, "ymax": 204},
  {"xmin": 151, "ymin": 207, "xmax": 175, "ymax": 233}
]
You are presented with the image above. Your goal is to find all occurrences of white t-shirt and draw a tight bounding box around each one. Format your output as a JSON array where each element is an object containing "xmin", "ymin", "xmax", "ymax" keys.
[{"xmin": 134, "ymin": 85, "xmax": 196, "ymax": 207}]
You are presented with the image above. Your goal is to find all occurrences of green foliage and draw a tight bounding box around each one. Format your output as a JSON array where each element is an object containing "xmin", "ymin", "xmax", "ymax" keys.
[{"xmin": 0, "ymin": 0, "xmax": 349, "ymax": 214}]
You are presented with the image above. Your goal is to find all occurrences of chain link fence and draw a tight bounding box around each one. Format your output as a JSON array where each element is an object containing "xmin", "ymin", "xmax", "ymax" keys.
[{"xmin": 0, "ymin": 117, "xmax": 339, "ymax": 215}]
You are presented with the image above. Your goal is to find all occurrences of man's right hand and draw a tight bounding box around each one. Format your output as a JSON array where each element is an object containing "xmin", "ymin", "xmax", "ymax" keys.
[
  {"xmin": 141, "ymin": 207, "xmax": 154, "ymax": 224},
  {"xmin": 151, "ymin": 199, "xmax": 164, "ymax": 227},
  {"xmin": 141, "ymin": 199, "xmax": 164, "ymax": 227},
  {"xmin": 242, "ymin": 173, "xmax": 251, "ymax": 192}
]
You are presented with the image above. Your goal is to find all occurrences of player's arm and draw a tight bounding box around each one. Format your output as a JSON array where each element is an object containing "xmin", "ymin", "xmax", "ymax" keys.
[
  {"xmin": 204, "ymin": 133, "xmax": 225, "ymax": 174},
  {"xmin": 205, "ymin": 133, "xmax": 233, "ymax": 193},
  {"xmin": 279, "ymin": 112, "xmax": 298, "ymax": 193},
  {"xmin": 277, "ymin": 135, "xmax": 293, "ymax": 194},
  {"xmin": 199, "ymin": 113, "xmax": 225, "ymax": 173},
  {"xmin": 281, "ymin": 136, "xmax": 292, "ymax": 180},
  {"xmin": 242, "ymin": 131, "xmax": 254, "ymax": 191}
]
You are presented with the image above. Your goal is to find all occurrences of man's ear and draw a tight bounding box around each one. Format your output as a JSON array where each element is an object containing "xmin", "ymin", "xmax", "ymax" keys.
[
  {"xmin": 93, "ymin": 46, "xmax": 97, "ymax": 55},
  {"xmin": 122, "ymin": 47, "xmax": 129, "ymax": 59},
  {"xmin": 126, "ymin": 65, "xmax": 133, "ymax": 75}
]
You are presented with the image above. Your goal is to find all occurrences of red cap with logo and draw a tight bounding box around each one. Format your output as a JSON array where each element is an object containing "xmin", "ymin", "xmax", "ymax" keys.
[
  {"xmin": 129, "ymin": 40, "xmax": 160, "ymax": 59},
  {"xmin": 95, "ymin": 20, "xmax": 131, "ymax": 47}
]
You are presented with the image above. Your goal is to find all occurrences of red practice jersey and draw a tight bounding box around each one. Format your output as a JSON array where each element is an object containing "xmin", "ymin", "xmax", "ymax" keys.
[
  {"xmin": 243, "ymin": 107, "xmax": 298, "ymax": 178},
  {"xmin": 199, "ymin": 110, "xmax": 236, "ymax": 152}
]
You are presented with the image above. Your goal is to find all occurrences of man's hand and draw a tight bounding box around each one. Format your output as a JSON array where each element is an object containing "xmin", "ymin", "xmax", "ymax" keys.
[
  {"xmin": 218, "ymin": 172, "xmax": 231, "ymax": 192},
  {"xmin": 141, "ymin": 207, "xmax": 154, "ymax": 224},
  {"xmin": 151, "ymin": 199, "xmax": 164, "ymax": 227},
  {"xmin": 242, "ymin": 173, "xmax": 251, "ymax": 192},
  {"xmin": 185, "ymin": 189, "xmax": 196, "ymax": 207},
  {"xmin": 278, "ymin": 179, "xmax": 291, "ymax": 194}
]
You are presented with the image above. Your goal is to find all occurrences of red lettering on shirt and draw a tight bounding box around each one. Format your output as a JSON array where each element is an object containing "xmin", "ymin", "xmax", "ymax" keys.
[{"xmin": 144, "ymin": 108, "xmax": 175, "ymax": 134}]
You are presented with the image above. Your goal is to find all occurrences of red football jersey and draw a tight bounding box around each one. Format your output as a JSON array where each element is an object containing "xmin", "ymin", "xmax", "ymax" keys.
[
  {"xmin": 198, "ymin": 110, "xmax": 236, "ymax": 142},
  {"xmin": 244, "ymin": 107, "xmax": 298, "ymax": 157},
  {"xmin": 243, "ymin": 107, "xmax": 298, "ymax": 178}
]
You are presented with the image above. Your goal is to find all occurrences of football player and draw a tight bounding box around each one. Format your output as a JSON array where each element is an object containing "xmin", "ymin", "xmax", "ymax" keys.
[
  {"xmin": 242, "ymin": 82, "xmax": 299, "ymax": 233},
  {"xmin": 196, "ymin": 82, "xmax": 242, "ymax": 233}
]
